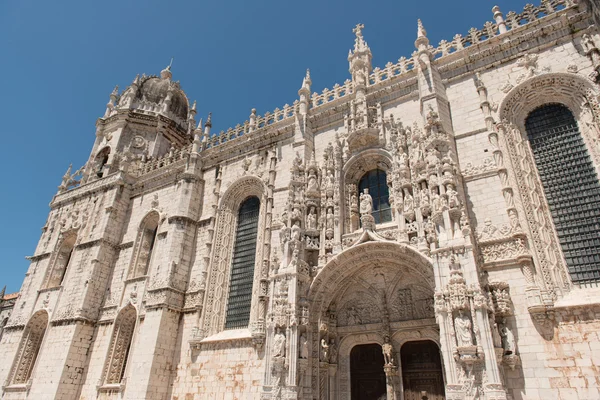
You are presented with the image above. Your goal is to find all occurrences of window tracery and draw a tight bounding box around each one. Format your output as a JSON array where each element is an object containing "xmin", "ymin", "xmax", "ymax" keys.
[
  {"xmin": 10, "ymin": 311, "xmax": 48, "ymax": 385},
  {"xmin": 225, "ymin": 196, "xmax": 260, "ymax": 329},
  {"xmin": 45, "ymin": 233, "xmax": 76, "ymax": 288},
  {"xmin": 129, "ymin": 212, "xmax": 159, "ymax": 278},
  {"xmin": 102, "ymin": 305, "xmax": 137, "ymax": 385},
  {"xmin": 525, "ymin": 104, "xmax": 600, "ymax": 284}
]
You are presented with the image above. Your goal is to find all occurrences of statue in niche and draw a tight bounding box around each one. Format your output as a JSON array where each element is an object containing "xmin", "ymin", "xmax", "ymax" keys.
[
  {"xmin": 350, "ymin": 192, "xmax": 358, "ymax": 210},
  {"xmin": 291, "ymin": 221, "xmax": 302, "ymax": 241},
  {"xmin": 326, "ymin": 208, "xmax": 334, "ymax": 230},
  {"xmin": 329, "ymin": 339, "xmax": 338, "ymax": 363},
  {"xmin": 508, "ymin": 209, "xmax": 521, "ymax": 232},
  {"xmin": 403, "ymin": 190, "xmax": 414, "ymax": 214},
  {"xmin": 447, "ymin": 183, "xmax": 460, "ymax": 208},
  {"xmin": 360, "ymin": 189, "xmax": 373, "ymax": 215},
  {"xmin": 499, "ymin": 319, "xmax": 515, "ymax": 355},
  {"xmin": 299, "ymin": 334, "xmax": 309, "ymax": 359},
  {"xmin": 490, "ymin": 317, "xmax": 502, "ymax": 349},
  {"xmin": 306, "ymin": 207, "xmax": 317, "ymax": 230},
  {"xmin": 425, "ymin": 147, "xmax": 441, "ymax": 167},
  {"xmin": 431, "ymin": 191, "xmax": 441, "ymax": 212},
  {"xmin": 326, "ymin": 171, "xmax": 335, "ymax": 191},
  {"xmin": 454, "ymin": 310, "xmax": 474, "ymax": 347},
  {"xmin": 320, "ymin": 338, "xmax": 330, "ymax": 362},
  {"xmin": 273, "ymin": 327, "xmax": 286, "ymax": 358},
  {"xmin": 397, "ymin": 147, "xmax": 409, "ymax": 167},
  {"xmin": 382, "ymin": 336, "xmax": 394, "ymax": 365},
  {"xmin": 307, "ymin": 169, "xmax": 318, "ymax": 193}
]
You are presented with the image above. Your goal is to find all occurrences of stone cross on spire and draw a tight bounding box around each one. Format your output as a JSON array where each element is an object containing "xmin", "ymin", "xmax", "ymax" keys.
[{"xmin": 353, "ymin": 23, "xmax": 364, "ymax": 37}]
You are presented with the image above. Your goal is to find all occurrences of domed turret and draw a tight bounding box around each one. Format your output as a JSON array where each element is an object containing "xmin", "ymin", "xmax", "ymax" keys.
[{"xmin": 117, "ymin": 65, "xmax": 190, "ymax": 125}]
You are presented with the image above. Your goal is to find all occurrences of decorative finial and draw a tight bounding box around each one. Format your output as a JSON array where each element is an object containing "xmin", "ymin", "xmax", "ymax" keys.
[
  {"xmin": 353, "ymin": 23, "xmax": 365, "ymax": 39},
  {"xmin": 111, "ymin": 85, "xmax": 119, "ymax": 96},
  {"xmin": 417, "ymin": 19, "xmax": 427, "ymax": 38},
  {"xmin": 205, "ymin": 112, "xmax": 212, "ymax": 128},
  {"xmin": 191, "ymin": 100, "xmax": 197, "ymax": 112},
  {"xmin": 302, "ymin": 69, "xmax": 312, "ymax": 90},
  {"xmin": 161, "ymin": 59, "xmax": 173, "ymax": 80}
]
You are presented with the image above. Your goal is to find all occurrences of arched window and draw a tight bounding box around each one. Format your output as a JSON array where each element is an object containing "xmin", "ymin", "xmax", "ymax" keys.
[
  {"xmin": 224, "ymin": 196, "xmax": 260, "ymax": 329},
  {"xmin": 103, "ymin": 306, "xmax": 136, "ymax": 385},
  {"xmin": 358, "ymin": 169, "xmax": 392, "ymax": 224},
  {"xmin": 95, "ymin": 147, "xmax": 111, "ymax": 178},
  {"xmin": 10, "ymin": 311, "xmax": 48, "ymax": 385},
  {"xmin": 47, "ymin": 234, "xmax": 76, "ymax": 288},
  {"xmin": 130, "ymin": 213, "xmax": 159, "ymax": 278},
  {"xmin": 525, "ymin": 104, "xmax": 600, "ymax": 284}
]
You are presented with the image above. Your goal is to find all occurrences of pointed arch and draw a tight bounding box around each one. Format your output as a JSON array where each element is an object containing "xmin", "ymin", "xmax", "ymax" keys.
[
  {"xmin": 45, "ymin": 232, "xmax": 77, "ymax": 288},
  {"xmin": 9, "ymin": 310, "xmax": 49, "ymax": 385},
  {"xmin": 102, "ymin": 305, "xmax": 137, "ymax": 385},
  {"xmin": 202, "ymin": 176, "xmax": 267, "ymax": 336},
  {"xmin": 129, "ymin": 211, "xmax": 160, "ymax": 278},
  {"xmin": 498, "ymin": 72, "xmax": 600, "ymax": 290}
]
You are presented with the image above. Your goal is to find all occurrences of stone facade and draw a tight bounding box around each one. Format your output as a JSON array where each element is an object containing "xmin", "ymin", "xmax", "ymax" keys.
[{"xmin": 2, "ymin": 1, "xmax": 600, "ymax": 399}]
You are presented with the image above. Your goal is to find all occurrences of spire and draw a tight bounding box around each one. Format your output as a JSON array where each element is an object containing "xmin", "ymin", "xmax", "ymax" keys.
[
  {"xmin": 417, "ymin": 19, "xmax": 427, "ymax": 38},
  {"xmin": 302, "ymin": 69, "xmax": 311, "ymax": 91},
  {"xmin": 160, "ymin": 60, "xmax": 173, "ymax": 80},
  {"xmin": 415, "ymin": 19, "xmax": 430, "ymax": 50},
  {"xmin": 204, "ymin": 112, "xmax": 212, "ymax": 128},
  {"xmin": 348, "ymin": 23, "xmax": 373, "ymax": 86}
]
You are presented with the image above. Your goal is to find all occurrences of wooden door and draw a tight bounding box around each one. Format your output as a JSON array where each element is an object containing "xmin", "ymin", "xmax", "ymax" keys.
[
  {"xmin": 350, "ymin": 343, "xmax": 387, "ymax": 400},
  {"xmin": 401, "ymin": 341, "xmax": 445, "ymax": 400}
]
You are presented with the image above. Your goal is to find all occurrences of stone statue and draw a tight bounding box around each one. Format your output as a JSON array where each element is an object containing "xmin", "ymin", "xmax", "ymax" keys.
[
  {"xmin": 403, "ymin": 190, "xmax": 414, "ymax": 214},
  {"xmin": 306, "ymin": 207, "xmax": 317, "ymax": 230},
  {"xmin": 329, "ymin": 339, "xmax": 338, "ymax": 363},
  {"xmin": 299, "ymin": 334, "xmax": 309, "ymax": 359},
  {"xmin": 491, "ymin": 318, "xmax": 502, "ymax": 349},
  {"xmin": 500, "ymin": 319, "xmax": 515, "ymax": 355},
  {"xmin": 447, "ymin": 184, "xmax": 460, "ymax": 209},
  {"xmin": 307, "ymin": 170, "xmax": 318, "ymax": 193},
  {"xmin": 359, "ymin": 189, "xmax": 373, "ymax": 215},
  {"xmin": 320, "ymin": 338, "xmax": 330, "ymax": 362},
  {"xmin": 350, "ymin": 192, "xmax": 358, "ymax": 210},
  {"xmin": 291, "ymin": 221, "xmax": 302, "ymax": 241},
  {"xmin": 347, "ymin": 306, "xmax": 362, "ymax": 325},
  {"xmin": 454, "ymin": 310, "xmax": 474, "ymax": 347},
  {"xmin": 326, "ymin": 208, "xmax": 334, "ymax": 230},
  {"xmin": 382, "ymin": 337, "xmax": 394, "ymax": 365},
  {"xmin": 273, "ymin": 327, "xmax": 286, "ymax": 358}
]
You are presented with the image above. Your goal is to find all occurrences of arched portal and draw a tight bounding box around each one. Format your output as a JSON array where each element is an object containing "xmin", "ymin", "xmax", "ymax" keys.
[
  {"xmin": 400, "ymin": 340, "xmax": 445, "ymax": 400},
  {"xmin": 306, "ymin": 241, "xmax": 439, "ymax": 400}
]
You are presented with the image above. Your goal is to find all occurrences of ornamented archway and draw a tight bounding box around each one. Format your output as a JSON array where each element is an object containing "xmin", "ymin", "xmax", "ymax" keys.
[
  {"xmin": 306, "ymin": 241, "xmax": 439, "ymax": 400},
  {"xmin": 496, "ymin": 72, "xmax": 600, "ymax": 297}
]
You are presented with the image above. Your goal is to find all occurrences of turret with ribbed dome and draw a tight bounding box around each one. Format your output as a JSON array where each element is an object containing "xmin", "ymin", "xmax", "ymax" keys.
[{"xmin": 84, "ymin": 64, "xmax": 204, "ymax": 185}]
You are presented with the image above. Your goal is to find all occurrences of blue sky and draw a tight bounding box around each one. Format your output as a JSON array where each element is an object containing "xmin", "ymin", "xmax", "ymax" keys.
[{"xmin": 0, "ymin": 0, "xmax": 529, "ymax": 293}]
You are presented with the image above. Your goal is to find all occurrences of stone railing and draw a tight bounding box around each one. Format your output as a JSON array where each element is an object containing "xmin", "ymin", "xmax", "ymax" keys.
[
  {"xmin": 134, "ymin": 144, "xmax": 192, "ymax": 176},
  {"xmin": 369, "ymin": 57, "xmax": 417, "ymax": 86},
  {"xmin": 311, "ymin": 79, "xmax": 355, "ymax": 108},
  {"xmin": 431, "ymin": 0, "xmax": 574, "ymax": 60},
  {"xmin": 206, "ymin": 103, "xmax": 298, "ymax": 149}
]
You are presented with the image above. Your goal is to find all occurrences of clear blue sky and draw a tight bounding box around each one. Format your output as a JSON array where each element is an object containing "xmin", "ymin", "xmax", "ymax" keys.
[{"xmin": 0, "ymin": 0, "xmax": 529, "ymax": 293}]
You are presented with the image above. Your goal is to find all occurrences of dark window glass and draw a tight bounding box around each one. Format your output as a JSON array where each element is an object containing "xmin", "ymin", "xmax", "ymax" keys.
[
  {"xmin": 358, "ymin": 169, "xmax": 392, "ymax": 224},
  {"xmin": 225, "ymin": 196, "xmax": 260, "ymax": 329},
  {"xmin": 525, "ymin": 104, "xmax": 600, "ymax": 284}
]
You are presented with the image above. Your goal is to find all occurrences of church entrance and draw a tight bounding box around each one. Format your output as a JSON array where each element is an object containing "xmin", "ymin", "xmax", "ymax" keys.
[
  {"xmin": 400, "ymin": 341, "xmax": 445, "ymax": 400},
  {"xmin": 350, "ymin": 343, "xmax": 386, "ymax": 400}
]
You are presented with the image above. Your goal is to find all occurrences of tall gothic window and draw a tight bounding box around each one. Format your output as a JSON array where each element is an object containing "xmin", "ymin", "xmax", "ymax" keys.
[
  {"xmin": 525, "ymin": 104, "xmax": 600, "ymax": 284},
  {"xmin": 47, "ymin": 234, "xmax": 76, "ymax": 288},
  {"xmin": 130, "ymin": 212, "xmax": 159, "ymax": 278},
  {"xmin": 11, "ymin": 311, "xmax": 48, "ymax": 385},
  {"xmin": 103, "ymin": 306, "xmax": 136, "ymax": 385},
  {"xmin": 359, "ymin": 169, "xmax": 392, "ymax": 224},
  {"xmin": 95, "ymin": 147, "xmax": 111, "ymax": 178},
  {"xmin": 224, "ymin": 196, "xmax": 260, "ymax": 329}
]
